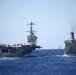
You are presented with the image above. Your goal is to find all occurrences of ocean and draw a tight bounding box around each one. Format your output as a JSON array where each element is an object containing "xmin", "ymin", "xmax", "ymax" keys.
[{"xmin": 0, "ymin": 49, "xmax": 76, "ymax": 75}]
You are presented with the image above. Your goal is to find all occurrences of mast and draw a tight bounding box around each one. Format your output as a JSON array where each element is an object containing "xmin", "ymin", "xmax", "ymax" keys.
[{"xmin": 27, "ymin": 22, "xmax": 37, "ymax": 45}]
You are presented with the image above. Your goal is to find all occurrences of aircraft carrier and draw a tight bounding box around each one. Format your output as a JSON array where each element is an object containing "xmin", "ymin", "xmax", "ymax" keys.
[
  {"xmin": 64, "ymin": 32, "xmax": 76, "ymax": 56},
  {"xmin": 0, "ymin": 22, "xmax": 41, "ymax": 57}
]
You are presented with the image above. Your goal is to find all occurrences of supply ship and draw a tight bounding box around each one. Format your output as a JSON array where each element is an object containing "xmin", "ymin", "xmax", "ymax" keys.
[
  {"xmin": 64, "ymin": 32, "xmax": 76, "ymax": 56},
  {"xmin": 0, "ymin": 22, "xmax": 41, "ymax": 57}
]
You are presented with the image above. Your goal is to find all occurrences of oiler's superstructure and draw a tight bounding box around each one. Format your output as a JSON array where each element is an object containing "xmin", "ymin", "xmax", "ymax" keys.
[
  {"xmin": 0, "ymin": 22, "xmax": 41, "ymax": 57},
  {"xmin": 64, "ymin": 32, "xmax": 76, "ymax": 56}
]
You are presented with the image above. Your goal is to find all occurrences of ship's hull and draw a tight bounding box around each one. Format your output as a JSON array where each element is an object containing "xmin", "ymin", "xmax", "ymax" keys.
[
  {"xmin": 64, "ymin": 51, "xmax": 76, "ymax": 56},
  {"xmin": 0, "ymin": 48, "xmax": 33, "ymax": 57},
  {"xmin": 64, "ymin": 41, "xmax": 76, "ymax": 56},
  {"xmin": 0, "ymin": 45, "xmax": 41, "ymax": 57},
  {"xmin": 64, "ymin": 44, "xmax": 76, "ymax": 56}
]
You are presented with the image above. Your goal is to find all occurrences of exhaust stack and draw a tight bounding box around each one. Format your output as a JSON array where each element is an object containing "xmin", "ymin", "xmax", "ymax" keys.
[{"xmin": 70, "ymin": 32, "xmax": 75, "ymax": 42}]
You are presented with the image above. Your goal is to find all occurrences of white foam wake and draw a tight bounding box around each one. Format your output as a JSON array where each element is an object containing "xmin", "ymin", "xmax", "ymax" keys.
[{"xmin": 0, "ymin": 57, "xmax": 19, "ymax": 60}]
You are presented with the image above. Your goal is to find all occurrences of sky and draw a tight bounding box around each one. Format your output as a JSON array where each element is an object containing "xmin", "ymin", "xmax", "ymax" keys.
[{"xmin": 0, "ymin": 0, "xmax": 76, "ymax": 49}]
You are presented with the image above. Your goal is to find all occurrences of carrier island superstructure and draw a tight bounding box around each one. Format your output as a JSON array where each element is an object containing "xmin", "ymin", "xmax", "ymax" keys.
[
  {"xmin": 64, "ymin": 32, "xmax": 76, "ymax": 56},
  {"xmin": 0, "ymin": 22, "xmax": 41, "ymax": 57}
]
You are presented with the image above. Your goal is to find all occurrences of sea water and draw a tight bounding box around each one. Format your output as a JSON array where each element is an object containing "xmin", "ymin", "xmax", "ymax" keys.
[{"xmin": 0, "ymin": 49, "xmax": 76, "ymax": 75}]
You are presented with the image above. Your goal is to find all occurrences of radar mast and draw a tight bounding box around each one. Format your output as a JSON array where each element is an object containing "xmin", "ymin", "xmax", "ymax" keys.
[{"xmin": 27, "ymin": 22, "xmax": 37, "ymax": 45}]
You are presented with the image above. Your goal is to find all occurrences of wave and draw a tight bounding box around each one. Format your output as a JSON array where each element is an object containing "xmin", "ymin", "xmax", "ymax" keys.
[
  {"xmin": 0, "ymin": 57, "xmax": 19, "ymax": 60},
  {"xmin": 62, "ymin": 55, "xmax": 76, "ymax": 57}
]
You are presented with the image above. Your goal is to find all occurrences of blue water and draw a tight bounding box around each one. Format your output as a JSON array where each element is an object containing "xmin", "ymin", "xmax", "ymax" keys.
[{"xmin": 0, "ymin": 49, "xmax": 76, "ymax": 75}]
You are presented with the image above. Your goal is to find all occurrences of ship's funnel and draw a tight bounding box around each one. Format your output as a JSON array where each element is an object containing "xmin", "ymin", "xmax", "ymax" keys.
[{"xmin": 70, "ymin": 32, "xmax": 75, "ymax": 42}]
